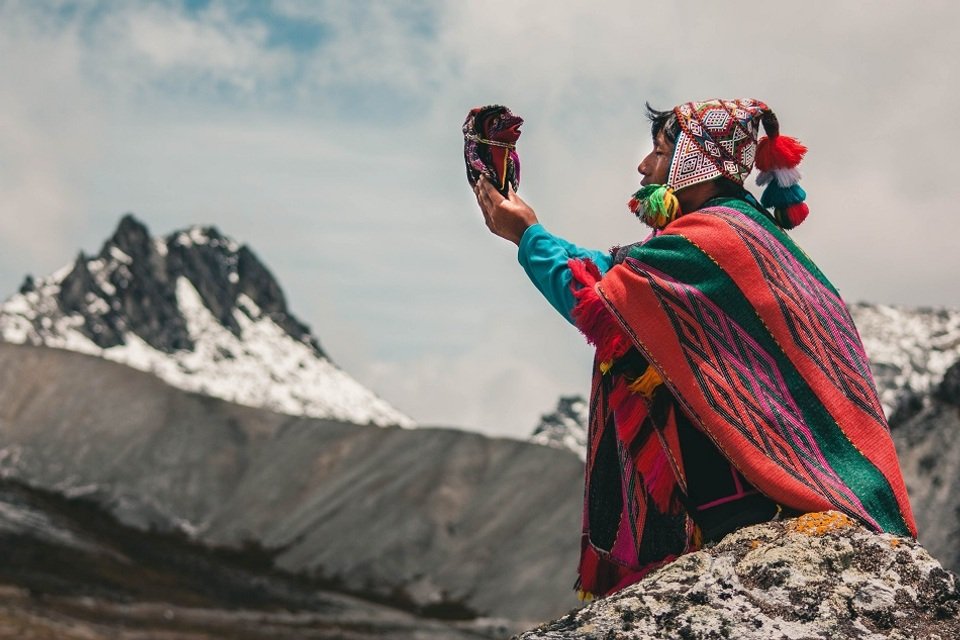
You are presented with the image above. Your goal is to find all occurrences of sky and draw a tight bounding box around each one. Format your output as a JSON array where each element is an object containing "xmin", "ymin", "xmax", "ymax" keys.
[{"xmin": 1, "ymin": 0, "xmax": 959, "ymax": 439}]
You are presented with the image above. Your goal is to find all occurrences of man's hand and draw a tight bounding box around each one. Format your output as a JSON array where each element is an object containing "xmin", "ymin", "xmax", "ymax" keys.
[{"xmin": 474, "ymin": 174, "xmax": 539, "ymax": 246}]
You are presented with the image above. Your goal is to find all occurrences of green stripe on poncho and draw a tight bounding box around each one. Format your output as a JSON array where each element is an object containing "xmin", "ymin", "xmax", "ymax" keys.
[{"xmin": 571, "ymin": 196, "xmax": 916, "ymax": 597}]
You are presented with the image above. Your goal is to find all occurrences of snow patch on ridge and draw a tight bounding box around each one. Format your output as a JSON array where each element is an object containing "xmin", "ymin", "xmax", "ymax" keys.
[
  {"xmin": 530, "ymin": 396, "xmax": 588, "ymax": 461},
  {"xmin": 850, "ymin": 303, "xmax": 960, "ymax": 420},
  {"xmin": 0, "ymin": 218, "xmax": 413, "ymax": 428},
  {"xmin": 87, "ymin": 278, "xmax": 413, "ymax": 426}
]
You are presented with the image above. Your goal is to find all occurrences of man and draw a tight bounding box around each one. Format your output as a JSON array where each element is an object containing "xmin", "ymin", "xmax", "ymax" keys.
[{"xmin": 474, "ymin": 98, "xmax": 916, "ymax": 600}]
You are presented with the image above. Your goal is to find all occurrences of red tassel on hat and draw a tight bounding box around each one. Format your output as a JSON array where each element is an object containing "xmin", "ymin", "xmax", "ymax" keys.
[
  {"xmin": 755, "ymin": 135, "xmax": 807, "ymax": 171},
  {"xmin": 756, "ymin": 109, "xmax": 811, "ymax": 230}
]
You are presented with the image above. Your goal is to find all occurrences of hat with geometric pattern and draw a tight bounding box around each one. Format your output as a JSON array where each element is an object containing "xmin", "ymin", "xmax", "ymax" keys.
[{"xmin": 628, "ymin": 98, "xmax": 809, "ymax": 230}]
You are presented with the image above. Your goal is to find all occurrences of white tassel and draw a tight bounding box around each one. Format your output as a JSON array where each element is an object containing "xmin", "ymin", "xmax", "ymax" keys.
[
  {"xmin": 774, "ymin": 167, "xmax": 802, "ymax": 187},
  {"xmin": 756, "ymin": 167, "xmax": 802, "ymax": 188}
]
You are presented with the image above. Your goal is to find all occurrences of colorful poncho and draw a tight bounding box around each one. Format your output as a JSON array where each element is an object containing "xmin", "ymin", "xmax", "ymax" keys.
[{"xmin": 570, "ymin": 197, "xmax": 917, "ymax": 599}]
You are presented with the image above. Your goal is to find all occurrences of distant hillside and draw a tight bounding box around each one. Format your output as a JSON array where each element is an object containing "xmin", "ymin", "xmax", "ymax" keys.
[
  {"xmin": 849, "ymin": 303, "xmax": 960, "ymax": 426},
  {"xmin": 0, "ymin": 342, "xmax": 582, "ymax": 623}
]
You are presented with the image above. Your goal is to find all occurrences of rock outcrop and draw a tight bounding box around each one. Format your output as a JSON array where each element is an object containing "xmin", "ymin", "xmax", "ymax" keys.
[
  {"xmin": 848, "ymin": 303, "xmax": 960, "ymax": 426},
  {"xmin": 893, "ymin": 360, "xmax": 960, "ymax": 574},
  {"xmin": 516, "ymin": 512, "xmax": 960, "ymax": 640}
]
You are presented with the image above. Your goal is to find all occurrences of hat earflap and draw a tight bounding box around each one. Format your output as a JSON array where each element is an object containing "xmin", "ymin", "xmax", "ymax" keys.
[
  {"xmin": 628, "ymin": 184, "xmax": 681, "ymax": 230},
  {"xmin": 756, "ymin": 112, "xmax": 809, "ymax": 229}
]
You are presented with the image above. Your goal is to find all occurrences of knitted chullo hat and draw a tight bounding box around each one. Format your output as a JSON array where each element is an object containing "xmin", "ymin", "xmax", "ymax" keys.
[{"xmin": 628, "ymin": 98, "xmax": 809, "ymax": 230}]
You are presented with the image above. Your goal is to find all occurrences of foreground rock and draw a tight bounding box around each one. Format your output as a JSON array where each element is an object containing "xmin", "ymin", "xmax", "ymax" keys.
[{"xmin": 516, "ymin": 512, "xmax": 960, "ymax": 640}]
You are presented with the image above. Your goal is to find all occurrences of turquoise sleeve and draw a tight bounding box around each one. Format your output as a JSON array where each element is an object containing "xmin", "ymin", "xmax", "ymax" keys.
[{"xmin": 517, "ymin": 223, "xmax": 614, "ymax": 324}]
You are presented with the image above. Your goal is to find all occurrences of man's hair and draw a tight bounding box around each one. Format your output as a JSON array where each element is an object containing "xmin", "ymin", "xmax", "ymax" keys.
[{"xmin": 646, "ymin": 103, "xmax": 681, "ymax": 143}]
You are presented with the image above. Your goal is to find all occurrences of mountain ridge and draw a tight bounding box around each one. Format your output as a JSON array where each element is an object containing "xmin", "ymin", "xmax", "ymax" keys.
[
  {"xmin": 0, "ymin": 214, "xmax": 411, "ymax": 427},
  {"xmin": 530, "ymin": 395, "xmax": 588, "ymax": 462}
]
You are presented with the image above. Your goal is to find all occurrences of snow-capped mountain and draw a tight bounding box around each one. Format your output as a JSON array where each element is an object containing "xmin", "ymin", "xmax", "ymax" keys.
[
  {"xmin": 0, "ymin": 214, "xmax": 412, "ymax": 427},
  {"xmin": 530, "ymin": 303, "xmax": 960, "ymax": 458},
  {"xmin": 530, "ymin": 395, "xmax": 588, "ymax": 461},
  {"xmin": 849, "ymin": 302, "xmax": 960, "ymax": 425}
]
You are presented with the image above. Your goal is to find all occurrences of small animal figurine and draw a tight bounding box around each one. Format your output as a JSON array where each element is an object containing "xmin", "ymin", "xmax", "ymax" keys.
[{"xmin": 463, "ymin": 105, "xmax": 523, "ymax": 196}]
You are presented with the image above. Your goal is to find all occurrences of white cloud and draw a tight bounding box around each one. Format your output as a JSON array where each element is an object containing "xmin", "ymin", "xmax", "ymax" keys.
[
  {"xmin": 295, "ymin": 2, "xmax": 447, "ymax": 91},
  {"xmin": 119, "ymin": 7, "xmax": 277, "ymax": 81},
  {"xmin": 84, "ymin": 2, "xmax": 297, "ymax": 98},
  {"xmin": 0, "ymin": 3, "xmax": 102, "ymax": 280}
]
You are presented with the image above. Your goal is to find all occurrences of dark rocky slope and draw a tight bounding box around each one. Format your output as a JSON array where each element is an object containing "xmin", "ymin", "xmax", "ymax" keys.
[
  {"xmin": 0, "ymin": 479, "xmax": 512, "ymax": 639},
  {"xmin": 893, "ymin": 360, "xmax": 960, "ymax": 573},
  {"xmin": 0, "ymin": 342, "xmax": 583, "ymax": 624}
]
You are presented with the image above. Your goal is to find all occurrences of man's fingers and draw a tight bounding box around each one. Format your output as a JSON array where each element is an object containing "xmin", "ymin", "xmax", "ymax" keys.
[
  {"xmin": 479, "ymin": 174, "xmax": 505, "ymax": 203},
  {"xmin": 506, "ymin": 183, "xmax": 529, "ymax": 208},
  {"xmin": 475, "ymin": 178, "xmax": 495, "ymax": 230},
  {"xmin": 476, "ymin": 176, "xmax": 491, "ymax": 205}
]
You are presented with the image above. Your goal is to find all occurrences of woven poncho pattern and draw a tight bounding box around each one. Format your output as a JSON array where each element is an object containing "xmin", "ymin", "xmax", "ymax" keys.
[{"xmin": 570, "ymin": 197, "xmax": 916, "ymax": 598}]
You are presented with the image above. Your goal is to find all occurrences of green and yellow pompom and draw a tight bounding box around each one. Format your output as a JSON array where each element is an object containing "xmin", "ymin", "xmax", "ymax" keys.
[{"xmin": 628, "ymin": 184, "xmax": 681, "ymax": 229}]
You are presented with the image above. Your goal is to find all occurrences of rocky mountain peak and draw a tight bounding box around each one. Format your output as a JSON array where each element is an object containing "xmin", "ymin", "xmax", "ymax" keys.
[
  {"xmin": 18, "ymin": 215, "xmax": 319, "ymax": 357},
  {"xmin": 0, "ymin": 214, "xmax": 412, "ymax": 427},
  {"xmin": 849, "ymin": 302, "xmax": 960, "ymax": 426},
  {"xmin": 161, "ymin": 221, "xmax": 320, "ymax": 355},
  {"xmin": 530, "ymin": 394, "xmax": 588, "ymax": 461},
  {"xmin": 103, "ymin": 213, "xmax": 153, "ymax": 261}
]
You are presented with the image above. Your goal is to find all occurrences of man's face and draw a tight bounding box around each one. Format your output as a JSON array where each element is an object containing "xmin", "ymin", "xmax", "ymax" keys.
[{"xmin": 637, "ymin": 130, "xmax": 673, "ymax": 186}]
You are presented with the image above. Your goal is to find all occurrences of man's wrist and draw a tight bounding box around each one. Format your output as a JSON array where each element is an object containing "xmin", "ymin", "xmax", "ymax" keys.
[{"xmin": 517, "ymin": 222, "xmax": 544, "ymax": 255}]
